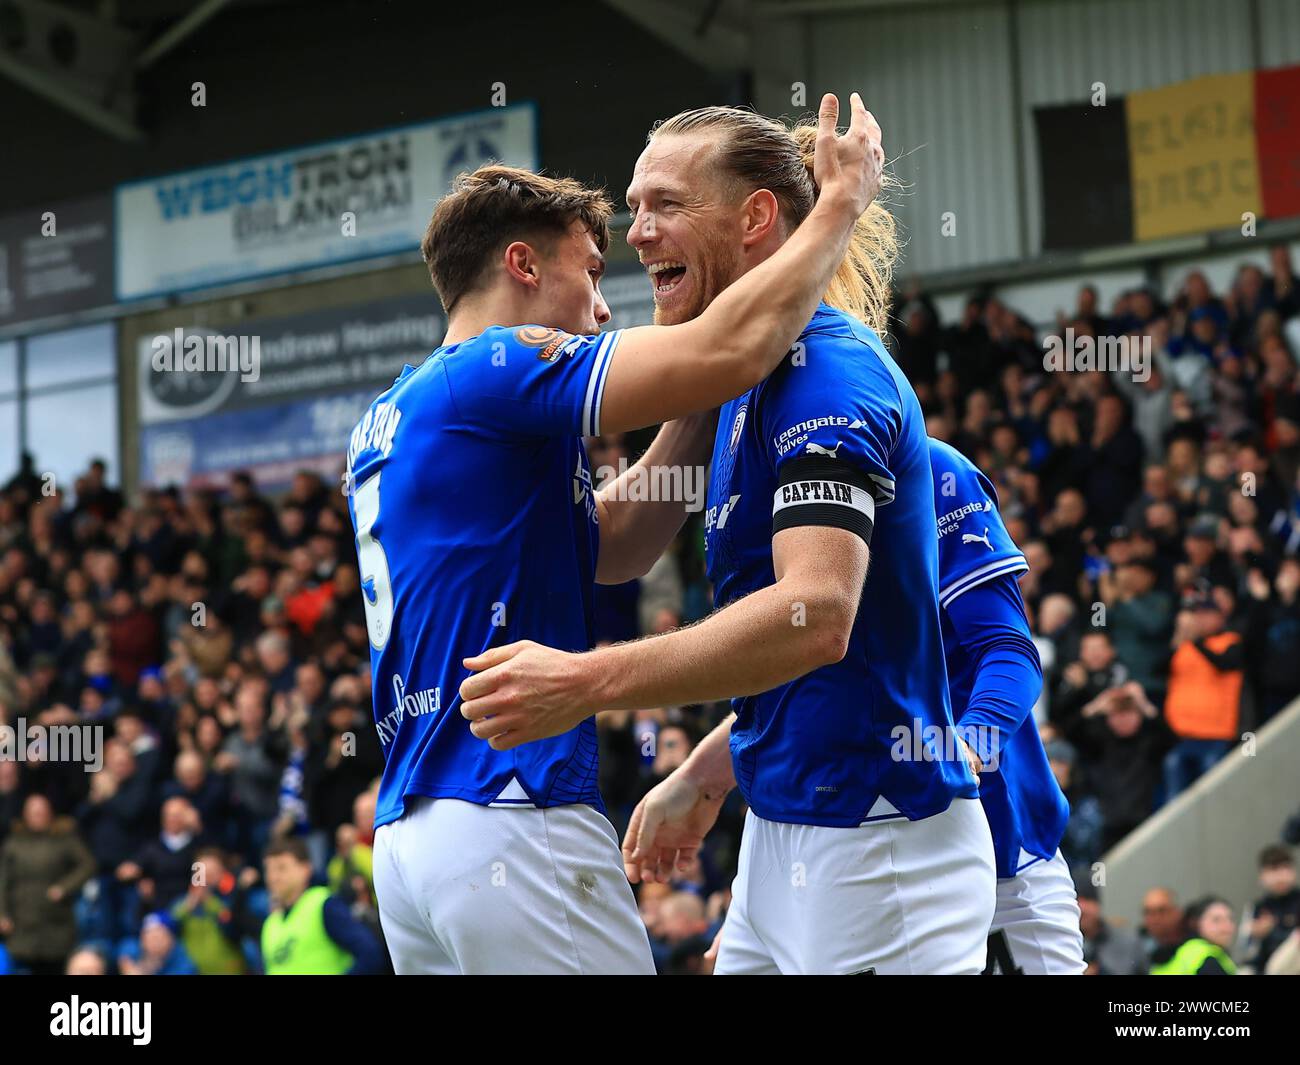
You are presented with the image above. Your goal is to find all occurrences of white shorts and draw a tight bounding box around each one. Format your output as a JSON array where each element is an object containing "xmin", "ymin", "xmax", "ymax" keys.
[
  {"xmin": 715, "ymin": 797, "xmax": 997, "ymax": 975},
  {"xmin": 986, "ymin": 850, "xmax": 1085, "ymax": 974},
  {"xmin": 373, "ymin": 797, "xmax": 654, "ymax": 975}
]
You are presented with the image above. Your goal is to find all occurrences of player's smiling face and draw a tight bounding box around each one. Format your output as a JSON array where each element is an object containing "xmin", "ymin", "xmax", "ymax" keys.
[{"xmin": 626, "ymin": 132, "xmax": 746, "ymax": 326}]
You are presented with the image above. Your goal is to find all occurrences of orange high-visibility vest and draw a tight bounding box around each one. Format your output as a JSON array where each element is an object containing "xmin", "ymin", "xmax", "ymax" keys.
[{"xmin": 1164, "ymin": 633, "xmax": 1243, "ymax": 741}]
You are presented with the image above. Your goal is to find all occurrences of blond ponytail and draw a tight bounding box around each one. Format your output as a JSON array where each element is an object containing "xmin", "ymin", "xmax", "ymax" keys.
[{"xmin": 790, "ymin": 123, "xmax": 899, "ymax": 338}]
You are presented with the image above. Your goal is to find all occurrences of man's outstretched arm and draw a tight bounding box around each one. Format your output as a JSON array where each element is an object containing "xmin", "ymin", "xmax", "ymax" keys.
[{"xmin": 458, "ymin": 524, "xmax": 868, "ymax": 747}]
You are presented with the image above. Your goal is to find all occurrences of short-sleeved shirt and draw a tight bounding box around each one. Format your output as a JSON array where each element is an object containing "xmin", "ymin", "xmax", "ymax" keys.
[
  {"xmin": 705, "ymin": 304, "xmax": 977, "ymax": 827},
  {"xmin": 345, "ymin": 325, "xmax": 621, "ymax": 828}
]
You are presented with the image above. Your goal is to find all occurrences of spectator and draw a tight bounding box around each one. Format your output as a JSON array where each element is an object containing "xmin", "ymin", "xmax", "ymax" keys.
[
  {"xmin": 1243, "ymin": 558, "xmax": 1300, "ymax": 721},
  {"xmin": 65, "ymin": 945, "xmax": 109, "ymax": 975},
  {"xmin": 1152, "ymin": 896, "xmax": 1237, "ymax": 975},
  {"xmin": 651, "ymin": 722, "xmax": 693, "ymax": 779},
  {"xmin": 1064, "ymin": 681, "xmax": 1175, "ymax": 849},
  {"xmin": 218, "ymin": 682, "xmax": 285, "ymax": 861},
  {"xmin": 1076, "ymin": 882, "xmax": 1146, "ymax": 975},
  {"xmin": 650, "ymin": 891, "xmax": 713, "ymax": 975},
  {"xmin": 1085, "ymin": 394, "xmax": 1145, "ymax": 529},
  {"xmin": 1181, "ymin": 516, "xmax": 1235, "ymax": 590},
  {"xmin": 1265, "ymin": 928, "xmax": 1300, "ymax": 975},
  {"xmin": 170, "ymin": 846, "xmax": 254, "ymax": 975},
  {"xmin": 1052, "ymin": 630, "xmax": 1129, "ymax": 729},
  {"xmin": 75, "ymin": 740, "xmax": 154, "ymax": 944},
  {"xmin": 260, "ymin": 838, "xmax": 383, "ymax": 975},
  {"xmin": 113, "ymin": 707, "xmax": 162, "ymax": 786},
  {"xmin": 1247, "ymin": 844, "xmax": 1300, "ymax": 971},
  {"xmin": 0, "ymin": 794, "xmax": 96, "ymax": 975},
  {"xmin": 1072, "ymin": 284, "xmax": 1111, "ymax": 338},
  {"xmin": 327, "ymin": 791, "xmax": 377, "ymax": 909},
  {"xmin": 1098, "ymin": 556, "xmax": 1173, "ymax": 703},
  {"xmin": 255, "ymin": 631, "xmax": 297, "ymax": 694},
  {"xmin": 1163, "ymin": 597, "xmax": 1244, "ymax": 799},
  {"xmin": 125, "ymin": 797, "xmax": 206, "ymax": 915},
  {"xmin": 105, "ymin": 589, "xmax": 162, "ymax": 691},
  {"xmin": 0, "ymin": 759, "xmax": 21, "ymax": 849},
  {"xmin": 304, "ymin": 699, "xmax": 383, "ymax": 840},
  {"xmin": 1030, "ymin": 593, "xmax": 1079, "ymax": 708},
  {"xmin": 1141, "ymin": 886, "xmax": 1185, "ymax": 968},
  {"xmin": 178, "ymin": 606, "xmax": 234, "ymax": 679},
  {"xmin": 162, "ymin": 749, "xmax": 231, "ymax": 846},
  {"xmin": 1045, "ymin": 738, "xmax": 1103, "ymax": 878},
  {"xmin": 638, "ymin": 551, "xmax": 684, "ymax": 635},
  {"xmin": 118, "ymin": 911, "xmax": 198, "ymax": 975},
  {"xmin": 1113, "ymin": 350, "xmax": 1176, "ymax": 460},
  {"xmin": 1040, "ymin": 487, "xmax": 1091, "ymax": 597}
]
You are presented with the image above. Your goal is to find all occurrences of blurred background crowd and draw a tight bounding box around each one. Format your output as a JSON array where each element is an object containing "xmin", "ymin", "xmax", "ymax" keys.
[{"xmin": 2, "ymin": 248, "xmax": 1300, "ymax": 976}]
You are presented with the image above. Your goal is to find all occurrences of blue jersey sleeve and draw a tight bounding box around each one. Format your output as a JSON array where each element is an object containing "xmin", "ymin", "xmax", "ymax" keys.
[
  {"xmin": 944, "ymin": 573, "xmax": 1043, "ymax": 764},
  {"xmin": 758, "ymin": 334, "xmax": 903, "ymax": 545},
  {"xmin": 441, "ymin": 325, "xmax": 621, "ymax": 438},
  {"xmin": 932, "ymin": 444, "xmax": 1028, "ymax": 608}
]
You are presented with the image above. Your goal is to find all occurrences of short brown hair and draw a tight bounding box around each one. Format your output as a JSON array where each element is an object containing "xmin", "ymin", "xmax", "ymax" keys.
[
  {"xmin": 421, "ymin": 165, "xmax": 614, "ymax": 313},
  {"xmin": 264, "ymin": 838, "xmax": 311, "ymax": 865}
]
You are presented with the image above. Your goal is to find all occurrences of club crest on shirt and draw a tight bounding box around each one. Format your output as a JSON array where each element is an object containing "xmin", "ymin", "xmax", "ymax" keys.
[{"xmin": 728, "ymin": 404, "xmax": 748, "ymax": 453}]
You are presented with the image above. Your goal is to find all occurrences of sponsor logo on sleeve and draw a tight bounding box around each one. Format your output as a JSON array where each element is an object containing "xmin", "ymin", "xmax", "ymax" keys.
[
  {"xmin": 936, "ymin": 498, "xmax": 993, "ymax": 537},
  {"xmin": 773, "ymin": 415, "xmax": 866, "ymax": 456},
  {"xmin": 514, "ymin": 326, "xmax": 577, "ymax": 361}
]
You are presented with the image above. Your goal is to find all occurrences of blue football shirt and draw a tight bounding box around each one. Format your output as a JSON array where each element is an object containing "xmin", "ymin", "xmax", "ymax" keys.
[
  {"xmin": 705, "ymin": 304, "xmax": 977, "ymax": 828},
  {"xmin": 345, "ymin": 324, "xmax": 620, "ymax": 828},
  {"xmin": 929, "ymin": 437, "xmax": 1069, "ymax": 878}
]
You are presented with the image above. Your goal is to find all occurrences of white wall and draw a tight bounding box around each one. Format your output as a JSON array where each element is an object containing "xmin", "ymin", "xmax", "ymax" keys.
[{"xmin": 1102, "ymin": 697, "xmax": 1300, "ymax": 948}]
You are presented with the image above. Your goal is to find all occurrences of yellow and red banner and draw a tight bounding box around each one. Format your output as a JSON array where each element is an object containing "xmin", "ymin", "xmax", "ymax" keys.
[
  {"xmin": 1255, "ymin": 64, "xmax": 1300, "ymax": 221},
  {"xmin": 1126, "ymin": 71, "xmax": 1261, "ymax": 242},
  {"xmin": 1036, "ymin": 63, "xmax": 1300, "ymax": 250}
]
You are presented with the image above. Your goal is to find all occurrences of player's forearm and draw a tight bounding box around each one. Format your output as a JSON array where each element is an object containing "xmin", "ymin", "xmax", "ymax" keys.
[
  {"xmin": 671, "ymin": 196, "xmax": 859, "ymax": 398},
  {"xmin": 586, "ymin": 578, "xmax": 852, "ymax": 711},
  {"xmin": 595, "ymin": 413, "xmax": 715, "ymax": 584},
  {"xmin": 680, "ymin": 714, "xmax": 737, "ymax": 795}
]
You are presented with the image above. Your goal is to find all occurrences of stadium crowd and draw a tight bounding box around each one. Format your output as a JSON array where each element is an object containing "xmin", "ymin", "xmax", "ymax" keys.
[{"xmin": 1, "ymin": 247, "xmax": 1299, "ymax": 976}]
